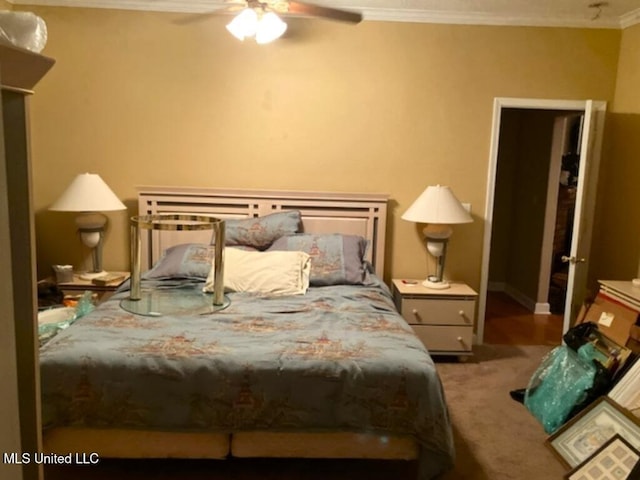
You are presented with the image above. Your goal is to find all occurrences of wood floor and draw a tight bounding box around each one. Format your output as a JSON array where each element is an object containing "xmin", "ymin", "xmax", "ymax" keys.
[{"xmin": 483, "ymin": 291, "xmax": 563, "ymax": 346}]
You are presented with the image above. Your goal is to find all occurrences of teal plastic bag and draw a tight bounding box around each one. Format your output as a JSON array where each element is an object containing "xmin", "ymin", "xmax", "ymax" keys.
[
  {"xmin": 38, "ymin": 291, "xmax": 95, "ymax": 346},
  {"xmin": 524, "ymin": 345, "xmax": 596, "ymax": 434}
]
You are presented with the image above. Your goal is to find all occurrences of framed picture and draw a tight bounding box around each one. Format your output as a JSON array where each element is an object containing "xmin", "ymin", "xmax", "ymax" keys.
[
  {"xmin": 564, "ymin": 434, "xmax": 640, "ymax": 480},
  {"xmin": 609, "ymin": 357, "xmax": 640, "ymax": 418},
  {"xmin": 546, "ymin": 396, "xmax": 640, "ymax": 469}
]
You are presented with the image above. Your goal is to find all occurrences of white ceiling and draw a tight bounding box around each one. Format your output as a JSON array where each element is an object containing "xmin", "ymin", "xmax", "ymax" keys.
[{"xmin": 9, "ymin": 0, "xmax": 640, "ymax": 28}]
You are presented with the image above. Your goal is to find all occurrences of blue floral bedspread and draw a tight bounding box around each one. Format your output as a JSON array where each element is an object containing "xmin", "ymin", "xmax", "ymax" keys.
[{"xmin": 40, "ymin": 277, "xmax": 454, "ymax": 478}]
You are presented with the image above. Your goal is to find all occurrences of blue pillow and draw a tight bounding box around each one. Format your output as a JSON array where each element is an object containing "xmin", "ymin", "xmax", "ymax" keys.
[
  {"xmin": 143, "ymin": 243, "xmax": 213, "ymax": 280},
  {"xmin": 268, "ymin": 233, "xmax": 369, "ymax": 286},
  {"xmin": 143, "ymin": 211, "xmax": 302, "ymax": 279},
  {"xmin": 225, "ymin": 210, "xmax": 302, "ymax": 250}
]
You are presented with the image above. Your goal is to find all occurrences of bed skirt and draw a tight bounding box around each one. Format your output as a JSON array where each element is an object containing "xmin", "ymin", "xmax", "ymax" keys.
[{"xmin": 43, "ymin": 428, "xmax": 419, "ymax": 460}]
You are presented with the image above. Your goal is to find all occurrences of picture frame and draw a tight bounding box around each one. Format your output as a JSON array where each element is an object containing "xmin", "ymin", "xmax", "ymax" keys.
[
  {"xmin": 546, "ymin": 396, "xmax": 640, "ymax": 469},
  {"xmin": 592, "ymin": 331, "xmax": 633, "ymax": 374},
  {"xmin": 564, "ymin": 434, "xmax": 640, "ymax": 480},
  {"xmin": 609, "ymin": 357, "xmax": 640, "ymax": 418}
]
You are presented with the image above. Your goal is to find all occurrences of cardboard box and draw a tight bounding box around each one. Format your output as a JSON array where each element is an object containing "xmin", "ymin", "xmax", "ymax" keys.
[{"xmin": 579, "ymin": 292, "xmax": 640, "ymax": 347}]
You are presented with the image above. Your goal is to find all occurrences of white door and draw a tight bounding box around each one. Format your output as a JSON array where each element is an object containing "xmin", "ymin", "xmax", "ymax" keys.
[
  {"xmin": 478, "ymin": 98, "xmax": 607, "ymax": 344},
  {"xmin": 562, "ymin": 100, "xmax": 607, "ymax": 334}
]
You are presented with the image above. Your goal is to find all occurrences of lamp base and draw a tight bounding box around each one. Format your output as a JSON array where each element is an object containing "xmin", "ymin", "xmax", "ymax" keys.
[{"xmin": 423, "ymin": 278, "xmax": 451, "ymax": 290}]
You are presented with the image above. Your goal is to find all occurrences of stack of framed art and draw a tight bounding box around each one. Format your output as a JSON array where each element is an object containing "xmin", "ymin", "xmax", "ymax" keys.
[
  {"xmin": 609, "ymin": 357, "xmax": 640, "ymax": 419},
  {"xmin": 545, "ymin": 357, "xmax": 640, "ymax": 479},
  {"xmin": 563, "ymin": 434, "xmax": 639, "ymax": 480}
]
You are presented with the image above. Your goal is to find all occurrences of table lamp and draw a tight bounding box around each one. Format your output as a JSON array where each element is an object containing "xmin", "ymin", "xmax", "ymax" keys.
[
  {"xmin": 49, "ymin": 173, "xmax": 126, "ymax": 279},
  {"xmin": 401, "ymin": 185, "xmax": 472, "ymax": 289}
]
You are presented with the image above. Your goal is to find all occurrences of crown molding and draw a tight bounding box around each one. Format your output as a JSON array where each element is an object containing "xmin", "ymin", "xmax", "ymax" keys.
[
  {"xmin": 620, "ymin": 7, "xmax": 640, "ymax": 28},
  {"xmin": 9, "ymin": 0, "xmax": 226, "ymax": 13},
  {"xmin": 360, "ymin": 7, "xmax": 621, "ymax": 29},
  {"xmin": 8, "ymin": 0, "xmax": 635, "ymax": 29}
]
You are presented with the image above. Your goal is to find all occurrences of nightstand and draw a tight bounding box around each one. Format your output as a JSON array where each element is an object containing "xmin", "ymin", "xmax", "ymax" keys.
[
  {"xmin": 392, "ymin": 279, "xmax": 477, "ymax": 356},
  {"xmin": 57, "ymin": 271, "xmax": 130, "ymax": 304}
]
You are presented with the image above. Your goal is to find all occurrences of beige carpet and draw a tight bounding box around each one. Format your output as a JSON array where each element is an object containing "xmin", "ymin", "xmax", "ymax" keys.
[
  {"xmin": 437, "ymin": 344, "xmax": 566, "ymax": 480},
  {"xmin": 45, "ymin": 344, "xmax": 567, "ymax": 480}
]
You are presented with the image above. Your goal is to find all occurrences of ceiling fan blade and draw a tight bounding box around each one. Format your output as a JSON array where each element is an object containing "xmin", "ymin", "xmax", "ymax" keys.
[
  {"xmin": 173, "ymin": 7, "xmax": 240, "ymax": 25},
  {"xmin": 287, "ymin": 1, "xmax": 362, "ymax": 23},
  {"xmin": 173, "ymin": 12, "xmax": 219, "ymax": 25}
]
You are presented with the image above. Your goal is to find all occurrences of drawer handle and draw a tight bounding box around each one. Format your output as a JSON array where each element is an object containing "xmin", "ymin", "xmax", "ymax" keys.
[
  {"xmin": 412, "ymin": 308, "xmax": 418, "ymax": 315},
  {"xmin": 458, "ymin": 310, "xmax": 465, "ymax": 316},
  {"xmin": 457, "ymin": 336, "xmax": 464, "ymax": 342}
]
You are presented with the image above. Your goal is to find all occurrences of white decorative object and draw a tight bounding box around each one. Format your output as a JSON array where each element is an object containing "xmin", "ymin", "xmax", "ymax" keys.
[{"xmin": 0, "ymin": 11, "xmax": 47, "ymax": 53}]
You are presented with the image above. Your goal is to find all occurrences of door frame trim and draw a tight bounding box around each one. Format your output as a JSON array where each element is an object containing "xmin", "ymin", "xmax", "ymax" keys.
[{"xmin": 477, "ymin": 97, "xmax": 592, "ymax": 344}]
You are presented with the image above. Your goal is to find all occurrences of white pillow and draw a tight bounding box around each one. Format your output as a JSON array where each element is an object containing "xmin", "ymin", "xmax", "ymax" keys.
[{"xmin": 203, "ymin": 247, "xmax": 311, "ymax": 296}]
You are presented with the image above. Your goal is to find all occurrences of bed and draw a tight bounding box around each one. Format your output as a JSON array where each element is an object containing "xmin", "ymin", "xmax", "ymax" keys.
[{"xmin": 39, "ymin": 187, "xmax": 454, "ymax": 479}]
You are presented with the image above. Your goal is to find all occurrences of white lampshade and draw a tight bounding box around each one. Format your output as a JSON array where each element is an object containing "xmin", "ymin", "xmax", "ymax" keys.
[
  {"xmin": 49, "ymin": 173, "xmax": 126, "ymax": 212},
  {"xmin": 401, "ymin": 185, "xmax": 472, "ymax": 225}
]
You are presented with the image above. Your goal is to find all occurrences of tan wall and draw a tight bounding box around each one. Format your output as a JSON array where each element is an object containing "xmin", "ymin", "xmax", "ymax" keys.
[
  {"xmin": 24, "ymin": 6, "xmax": 621, "ymax": 288},
  {"xmin": 590, "ymin": 23, "xmax": 640, "ymax": 285}
]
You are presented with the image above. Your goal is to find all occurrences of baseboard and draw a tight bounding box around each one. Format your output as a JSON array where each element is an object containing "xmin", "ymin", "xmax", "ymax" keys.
[
  {"xmin": 488, "ymin": 281, "xmax": 541, "ymax": 313},
  {"xmin": 503, "ymin": 284, "xmax": 536, "ymax": 312},
  {"xmin": 534, "ymin": 302, "xmax": 551, "ymax": 315}
]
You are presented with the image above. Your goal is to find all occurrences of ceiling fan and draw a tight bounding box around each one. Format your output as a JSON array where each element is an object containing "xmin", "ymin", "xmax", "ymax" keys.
[
  {"xmin": 222, "ymin": 0, "xmax": 362, "ymax": 43},
  {"xmin": 277, "ymin": 0, "xmax": 362, "ymax": 23}
]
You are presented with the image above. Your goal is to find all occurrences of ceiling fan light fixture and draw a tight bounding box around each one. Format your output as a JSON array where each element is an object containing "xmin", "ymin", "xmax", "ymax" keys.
[
  {"xmin": 256, "ymin": 11, "xmax": 287, "ymax": 44},
  {"xmin": 226, "ymin": 8, "xmax": 258, "ymax": 41}
]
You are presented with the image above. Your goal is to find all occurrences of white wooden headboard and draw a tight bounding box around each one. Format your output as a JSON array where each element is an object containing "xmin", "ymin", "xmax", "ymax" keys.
[{"xmin": 136, "ymin": 186, "xmax": 389, "ymax": 277}]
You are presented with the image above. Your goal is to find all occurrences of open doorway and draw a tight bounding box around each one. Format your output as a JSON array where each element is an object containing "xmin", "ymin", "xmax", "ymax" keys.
[
  {"xmin": 476, "ymin": 98, "xmax": 606, "ymax": 345},
  {"xmin": 483, "ymin": 109, "xmax": 580, "ymax": 344}
]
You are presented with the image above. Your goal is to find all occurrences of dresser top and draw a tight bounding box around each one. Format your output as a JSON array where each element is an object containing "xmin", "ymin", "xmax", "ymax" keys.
[
  {"xmin": 598, "ymin": 280, "xmax": 640, "ymax": 309},
  {"xmin": 392, "ymin": 279, "xmax": 477, "ymax": 297}
]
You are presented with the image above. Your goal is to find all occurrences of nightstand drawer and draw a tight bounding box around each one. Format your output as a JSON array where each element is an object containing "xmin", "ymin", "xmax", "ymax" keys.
[
  {"xmin": 401, "ymin": 298, "xmax": 474, "ymax": 326},
  {"xmin": 411, "ymin": 325, "xmax": 473, "ymax": 353}
]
